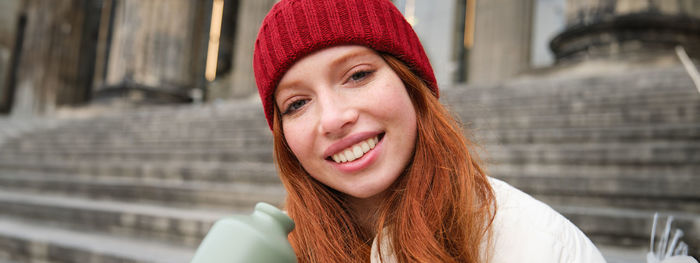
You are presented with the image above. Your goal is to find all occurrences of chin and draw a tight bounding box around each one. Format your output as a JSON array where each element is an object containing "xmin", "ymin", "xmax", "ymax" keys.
[
  {"xmin": 348, "ymin": 191, "xmax": 377, "ymax": 199},
  {"xmin": 345, "ymin": 183, "xmax": 392, "ymax": 200}
]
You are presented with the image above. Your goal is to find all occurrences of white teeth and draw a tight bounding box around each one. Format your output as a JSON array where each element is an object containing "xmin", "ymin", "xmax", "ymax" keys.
[
  {"xmin": 352, "ymin": 146, "xmax": 363, "ymax": 158},
  {"xmin": 361, "ymin": 142, "xmax": 370, "ymax": 152},
  {"xmin": 344, "ymin": 150, "xmax": 355, "ymax": 162},
  {"xmin": 330, "ymin": 136, "xmax": 379, "ymax": 164}
]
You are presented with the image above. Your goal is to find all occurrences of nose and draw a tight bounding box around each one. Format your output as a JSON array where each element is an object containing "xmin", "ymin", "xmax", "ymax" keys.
[{"xmin": 318, "ymin": 92, "xmax": 358, "ymax": 137}]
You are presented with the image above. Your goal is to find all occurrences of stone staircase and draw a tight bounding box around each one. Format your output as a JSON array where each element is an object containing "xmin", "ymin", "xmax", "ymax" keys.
[
  {"xmin": 0, "ymin": 102, "xmax": 283, "ymax": 262},
  {"xmin": 0, "ymin": 65, "xmax": 697, "ymax": 262},
  {"xmin": 442, "ymin": 66, "xmax": 700, "ymax": 258}
]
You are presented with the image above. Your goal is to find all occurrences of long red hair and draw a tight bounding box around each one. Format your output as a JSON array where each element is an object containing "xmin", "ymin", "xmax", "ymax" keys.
[{"xmin": 272, "ymin": 53, "xmax": 495, "ymax": 262}]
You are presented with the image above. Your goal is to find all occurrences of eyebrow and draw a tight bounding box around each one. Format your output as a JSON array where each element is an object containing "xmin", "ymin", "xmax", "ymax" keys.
[{"xmin": 329, "ymin": 48, "xmax": 377, "ymax": 70}]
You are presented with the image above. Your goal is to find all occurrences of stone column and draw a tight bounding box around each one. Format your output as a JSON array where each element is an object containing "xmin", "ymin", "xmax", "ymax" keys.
[
  {"xmin": 102, "ymin": 0, "xmax": 207, "ymax": 103},
  {"xmin": 551, "ymin": 0, "xmax": 700, "ymax": 62},
  {"xmin": 219, "ymin": 0, "xmax": 277, "ymax": 100},
  {"xmin": 10, "ymin": 0, "xmax": 99, "ymax": 117},
  {"xmin": 0, "ymin": 0, "xmax": 21, "ymax": 113},
  {"xmin": 468, "ymin": 0, "xmax": 535, "ymax": 85}
]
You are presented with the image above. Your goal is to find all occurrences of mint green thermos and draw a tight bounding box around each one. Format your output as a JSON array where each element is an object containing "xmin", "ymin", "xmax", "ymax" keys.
[{"xmin": 190, "ymin": 202, "xmax": 297, "ymax": 263}]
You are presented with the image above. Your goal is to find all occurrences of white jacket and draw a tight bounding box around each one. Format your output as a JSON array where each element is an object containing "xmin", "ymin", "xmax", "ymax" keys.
[{"xmin": 371, "ymin": 177, "xmax": 607, "ymax": 263}]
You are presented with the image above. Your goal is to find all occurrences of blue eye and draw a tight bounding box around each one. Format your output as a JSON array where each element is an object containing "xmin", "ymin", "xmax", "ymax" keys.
[
  {"xmin": 284, "ymin": 99, "xmax": 308, "ymax": 115},
  {"xmin": 349, "ymin": 70, "xmax": 373, "ymax": 82}
]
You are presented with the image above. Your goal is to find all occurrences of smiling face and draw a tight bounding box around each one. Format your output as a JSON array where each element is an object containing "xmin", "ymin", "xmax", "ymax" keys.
[{"xmin": 275, "ymin": 45, "xmax": 417, "ymax": 200}]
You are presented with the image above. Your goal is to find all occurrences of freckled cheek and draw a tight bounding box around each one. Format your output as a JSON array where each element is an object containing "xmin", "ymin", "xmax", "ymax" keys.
[
  {"xmin": 367, "ymin": 84, "xmax": 414, "ymax": 119},
  {"xmin": 283, "ymin": 120, "xmax": 318, "ymax": 165}
]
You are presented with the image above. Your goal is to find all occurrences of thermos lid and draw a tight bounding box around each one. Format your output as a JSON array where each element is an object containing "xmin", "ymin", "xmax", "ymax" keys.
[{"xmin": 255, "ymin": 202, "xmax": 295, "ymax": 234}]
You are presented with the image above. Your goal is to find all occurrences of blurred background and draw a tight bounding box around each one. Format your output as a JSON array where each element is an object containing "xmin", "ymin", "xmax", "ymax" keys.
[{"xmin": 0, "ymin": 0, "xmax": 698, "ymax": 262}]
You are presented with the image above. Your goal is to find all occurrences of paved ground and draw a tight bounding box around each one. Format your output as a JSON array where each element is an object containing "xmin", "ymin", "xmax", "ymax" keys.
[{"xmin": 600, "ymin": 245, "xmax": 648, "ymax": 263}]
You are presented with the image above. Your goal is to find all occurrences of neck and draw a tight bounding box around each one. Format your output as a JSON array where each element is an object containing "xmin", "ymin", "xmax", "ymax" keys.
[{"xmin": 346, "ymin": 191, "xmax": 389, "ymax": 236}]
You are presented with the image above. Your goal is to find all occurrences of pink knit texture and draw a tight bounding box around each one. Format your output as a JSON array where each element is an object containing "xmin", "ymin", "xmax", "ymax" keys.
[{"xmin": 253, "ymin": 0, "xmax": 438, "ymax": 129}]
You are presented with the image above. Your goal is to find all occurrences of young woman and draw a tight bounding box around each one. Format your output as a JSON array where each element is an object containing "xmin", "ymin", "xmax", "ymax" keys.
[{"xmin": 253, "ymin": 0, "xmax": 606, "ymax": 262}]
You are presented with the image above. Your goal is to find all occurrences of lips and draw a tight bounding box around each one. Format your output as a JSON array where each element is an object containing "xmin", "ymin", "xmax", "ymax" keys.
[{"xmin": 324, "ymin": 132, "xmax": 384, "ymax": 163}]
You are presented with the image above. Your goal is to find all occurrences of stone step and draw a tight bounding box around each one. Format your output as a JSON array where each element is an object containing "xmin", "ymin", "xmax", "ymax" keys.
[
  {"xmin": 0, "ymin": 117, "xmax": 66, "ymax": 149},
  {"xmin": 461, "ymin": 104, "xmax": 699, "ymax": 130},
  {"xmin": 489, "ymin": 162, "xmax": 699, "ymax": 180},
  {"xmin": 459, "ymin": 102, "xmax": 699, "ymax": 129},
  {"xmin": 555, "ymin": 205, "xmax": 700, "ymax": 259},
  {"xmin": 453, "ymin": 82, "xmax": 696, "ymax": 101},
  {"xmin": 449, "ymin": 89, "xmax": 698, "ymax": 118},
  {"xmin": 0, "ymin": 216, "xmax": 194, "ymax": 263},
  {"xmin": 0, "ymin": 190, "xmax": 229, "ymax": 247},
  {"xmin": 0, "ymin": 172, "xmax": 285, "ymax": 210},
  {"xmin": 485, "ymin": 141, "xmax": 700, "ymax": 165},
  {"xmin": 54, "ymin": 109, "xmax": 266, "ymax": 130},
  {"xmin": 46, "ymin": 121, "xmax": 267, "ymax": 137},
  {"xmin": 78, "ymin": 102, "xmax": 263, "ymax": 119},
  {"xmin": 73, "ymin": 110, "xmax": 264, "ymax": 122},
  {"xmin": 446, "ymin": 67, "xmax": 693, "ymax": 101},
  {"xmin": 11, "ymin": 126, "xmax": 271, "ymax": 141},
  {"xmin": 32, "ymin": 117, "xmax": 267, "ymax": 132},
  {"xmin": 0, "ymin": 147, "xmax": 274, "ymax": 163},
  {"xmin": 3, "ymin": 135, "xmax": 273, "ymax": 152},
  {"xmin": 475, "ymin": 123, "xmax": 700, "ymax": 144},
  {"xmin": 446, "ymin": 81, "xmax": 696, "ymax": 108},
  {"xmin": 538, "ymin": 194, "xmax": 700, "ymax": 220},
  {"xmin": 8, "ymin": 106, "xmax": 266, "ymax": 139},
  {"xmin": 493, "ymin": 166, "xmax": 700, "ymax": 212},
  {"xmin": 15, "ymin": 123, "xmax": 270, "ymax": 142},
  {"xmin": 0, "ymin": 160, "xmax": 279, "ymax": 183}
]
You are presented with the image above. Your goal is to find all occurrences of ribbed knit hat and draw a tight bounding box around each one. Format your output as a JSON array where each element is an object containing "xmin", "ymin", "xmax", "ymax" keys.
[{"xmin": 254, "ymin": 0, "xmax": 438, "ymax": 129}]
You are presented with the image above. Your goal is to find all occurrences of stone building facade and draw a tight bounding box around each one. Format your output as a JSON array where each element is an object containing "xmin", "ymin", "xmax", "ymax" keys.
[{"xmin": 1, "ymin": 0, "xmax": 696, "ymax": 116}]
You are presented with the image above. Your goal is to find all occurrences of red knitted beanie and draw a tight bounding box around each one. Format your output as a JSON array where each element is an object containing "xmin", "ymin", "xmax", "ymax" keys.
[{"xmin": 253, "ymin": 0, "xmax": 438, "ymax": 129}]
